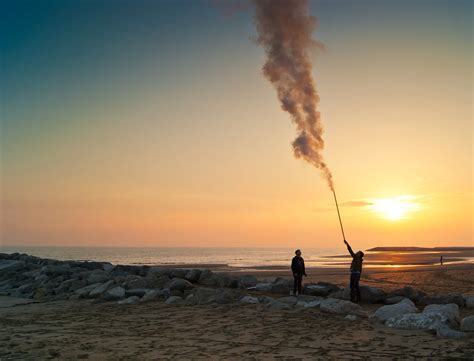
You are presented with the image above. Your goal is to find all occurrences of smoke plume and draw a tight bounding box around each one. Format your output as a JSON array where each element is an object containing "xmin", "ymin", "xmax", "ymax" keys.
[{"xmin": 254, "ymin": 0, "xmax": 334, "ymax": 190}]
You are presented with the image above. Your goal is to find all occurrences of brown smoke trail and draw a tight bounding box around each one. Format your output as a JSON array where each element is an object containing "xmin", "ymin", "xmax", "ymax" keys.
[{"xmin": 254, "ymin": 0, "xmax": 334, "ymax": 190}]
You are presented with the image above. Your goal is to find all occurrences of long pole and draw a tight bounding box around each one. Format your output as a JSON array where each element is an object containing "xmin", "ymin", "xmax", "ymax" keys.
[{"xmin": 332, "ymin": 190, "xmax": 346, "ymax": 241}]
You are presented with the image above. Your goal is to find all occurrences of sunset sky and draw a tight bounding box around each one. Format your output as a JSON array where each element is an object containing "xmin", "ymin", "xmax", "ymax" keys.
[{"xmin": 1, "ymin": 0, "xmax": 472, "ymax": 248}]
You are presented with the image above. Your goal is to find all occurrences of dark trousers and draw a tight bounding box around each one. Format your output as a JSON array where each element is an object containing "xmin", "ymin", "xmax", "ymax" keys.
[
  {"xmin": 350, "ymin": 272, "xmax": 361, "ymax": 302},
  {"xmin": 293, "ymin": 273, "xmax": 303, "ymax": 295}
]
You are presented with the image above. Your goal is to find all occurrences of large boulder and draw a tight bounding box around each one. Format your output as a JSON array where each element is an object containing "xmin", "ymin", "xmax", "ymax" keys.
[
  {"xmin": 370, "ymin": 299, "xmax": 418, "ymax": 324},
  {"xmin": 104, "ymin": 286, "xmax": 126, "ymax": 301},
  {"xmin": 255, "ymin": 283, "xmax": 272, "ymax": 292},
  {"xmin": 238, "ymin": 275, "xmax": 258, "ymax": 289},
  {"xmin": 117, "ymin": 296, "xmax": 140, "ymax": 305},
  {"xmin": 418, "ymin": 294, "xmax": 465, "ymax": 308},
  {"xmin": 384, "ymin": 296, "xmax": 407, "ymax": 305},
  {"xmin": 169, "ymin": 269, "xmax": 188, "ymax": 279},
  {"xmin": 464, "ymin": 295, "xmax": 474, "ymax": 309},
  {"xmin": 140, "ymin": 289, "xmax": 167, "ymax": 302},
  {"xmin": 123, "ymin": 276, "xmax": 148, "ymax": 290},
  {"xmin": 320, "ymin": 298, "xmax": 362, "ymax": 315},
  {"xmin": 329, "ymin": 286, "xmax": 386, "ymax": 303},
  {"xmin": 75, "ymin": 283, "xmax": 102, "ymax": 298},
  {"xmin": 0, "ymin": 260, "xmax": 27, "ymax": 273},
  {"xmin": 165, "ymin": 296, "xmax": 183, "ymax": 305},
  {"xmin": 145, "ymin": 274, "xmax": 170, "ymax": 289},
  {"xmin": 277, "ymin": 296, "xmax": 298, "ymax": 306},
  {"xmin": 187, "ymin": 288, "xmax": 218, "ymax": 305},
  {"xmin": 184, "ymin": 269, "xmax": 202, "ymax": 283},
  {"xmin": 240, "ymin": 295, "xmax": 259, "ymax": 304},
  {"xmin": 304, "ymin": 282, "xmax": 339, "ymax": 296},
  {"xmin": 125, "ymin": 288, "xmax": 151, "ymax": 297},
  {"xmin": 89, "ymin": 280, "xmax": 115, "ymax": 298},
  {"xmin": 460, "ymin": 316, "xmax": 474, "ymax": 332},
  {"xmin": 423, "ymin": 304, "xmax": 460, "ymax": 325},
  {"xmin": 86, "ymin": 270, "xmax": 109, "ymax": 285},
  {"xmin": 40, "ymin": 264, "xmax": 71, "ymax": 276},
  {"xmin": 388, "ymin": 286, "xmax": 423, "ymax": 302},
  {"xmin": 436, "ymin": 327, "xmax": 467, "ymax": 339},
  {"xmin": 197, "ymin": 270, "xmax": 215, "ymax": 285},
  {"xmin": 265, "ymin": 299, "xmax": 291, "ymax": 310},
  {"xmin": 269, "ymin": 278, "xmax": 291, "ymax": 295},
  {"xmin": 169, "ymin": 278, "xmax": 194, "ymax": 292},
  {"xmin": 385, "ymin": 313, "xmax": 448, "ymax": 331}
]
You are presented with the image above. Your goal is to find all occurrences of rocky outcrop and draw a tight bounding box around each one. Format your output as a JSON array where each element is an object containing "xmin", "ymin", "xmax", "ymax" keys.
[
  {"xmin": 422, "ymin": 304, "xmax": 460, "ymax": 326},
  {"xmin": 385, "ymin": 313, "xmax": 448, "ymax": 331},
  {"xmin": 418, "ymin": 294, "xmax": 465, "ymax": 308}
]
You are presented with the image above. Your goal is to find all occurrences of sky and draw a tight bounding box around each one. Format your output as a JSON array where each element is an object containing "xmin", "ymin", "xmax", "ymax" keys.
[{"xmin": 1, "ymin": 0, "xmax": 472, "ymax": 248}]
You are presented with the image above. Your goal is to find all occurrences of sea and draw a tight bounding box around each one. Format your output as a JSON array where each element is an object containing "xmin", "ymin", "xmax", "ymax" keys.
[
  {"xmin": 1, "ymin": 246, "xmax": 345, "ymax": 268},
  {"xmin": 1, "ymin": 246, "xmax": 473, "ymax": 269}
]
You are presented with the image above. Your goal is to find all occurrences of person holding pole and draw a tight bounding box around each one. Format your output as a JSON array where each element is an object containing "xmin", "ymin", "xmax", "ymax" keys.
[{"xmin": 344, "ymin": 239, "xmax": 364, "ymax": 303}]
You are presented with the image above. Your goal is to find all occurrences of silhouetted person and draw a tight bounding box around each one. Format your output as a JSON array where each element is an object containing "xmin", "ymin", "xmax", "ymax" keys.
[
  {"xmin": 291, "ymin": 249, "xmax": 306, "ymax": 296},
  {"xmin": 344, "ymin": 240, "xmax": 364, "ymax": 303},
  {"xmin": 440, "ymin": 256, "xmax": 444, "ymax": 266}
]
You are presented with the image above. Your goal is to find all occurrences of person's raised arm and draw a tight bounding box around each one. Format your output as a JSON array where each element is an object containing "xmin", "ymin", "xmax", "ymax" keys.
[{"xmin": 344, "ymin": 239, "xmax": 355, "ymax": 258}]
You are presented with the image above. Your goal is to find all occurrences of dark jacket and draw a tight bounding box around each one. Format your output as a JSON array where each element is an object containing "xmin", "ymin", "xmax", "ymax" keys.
[
  {"xmin": 346, "ymin": 244, "xmax": 363, "ymax": 273},
  {"xmin": 291, "ymin": 256, "xmax": 306, "ymax": 275}
]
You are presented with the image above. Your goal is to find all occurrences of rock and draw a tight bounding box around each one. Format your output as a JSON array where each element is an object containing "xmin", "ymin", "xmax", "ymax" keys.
[
  {"xmin": 370, "ymin": 299, "xmax": 418, "ymax": 324},
  {"xmin": 239, "ymin": 275, "xmax": 258, "ymax": 289},
  {"xmin": 423, "ymin": 304, "xmax": 460, "ymax": 325},
  {"xmin": 168, "ymin": 269, "xmax": 187, "ymax": 279},
  {"xmin": 240, "ymin": 296, "xmax": 259, "ymax": 304},
  {"xmin": 460, "ymin": 316, "xmax": 474, "ymax": 332},
  {"xmin": 86, "ymin": 271, "xmax": 109, "ymax": 285},
  {"xmin": 75, "ymin": 284, "xmax": 102, "ymax": 298},
  {"xmin": 270, "ymin": 278, "xmax": 291, "ymax": 295},
  {"xmin": 213, "ymin": 288, "xmax": 243, "ymax": 304},
  {"xmin": 123, "ymin": 276, "xmax": 148, "ymax": 290},
  {"xmin": 0, "ymin": 260, "xmax": 26, "ymax": 273},
  {"xmin": 89, "ymin": 280, "xmax": 114, "ymax": 298},
  {"xmin": 125, "ymin": 288, "xmax": 151, "ymax": 297},
  {"xmin": 255, "ymin": 283, "xmax": 272, "ymax": 292},
  {"xmin": 464, "ymin": 295, "xmax": 474, "ymax": 309},
  {"xmin": 148, "ymin": 267, "xmax": 171, "ymax": 278},
  {"xmin": 117, "ymin": 296, "xmax": 140, "ymax": 305},
  {"xmin": 40, "ymin": 264, "xmax": 71, "ymax": 276},
  {"xmin": 384, "ymin": 296, "xmax": 407, "ymax": 305},
  {"xmin": 418, "ymin": 294, "xmax": 465, "ymax": 308},
  {"xmin": 102, "ymin": 263, "xmax": 114, "ymax": 272},
  {"xmin": 320, "ymin": 298, "xmax": 362, "ymax": 315},
  {"xmin": 277, "ymin": 296, "xmax": 298, "ymax": 306},
  {"xmin": 331, "ymin": 286, "xmax": 386, "ymax": 303},
  {"xmin": 266, "ymin": 299, "xmax": 291, "ymax": 310},
  {"xmin": 140, "ymin": 289, "xmax": 167, "ymax": 302},
  {"xmin": 345, "ymin": 314, "xmax": 359, "ymax": 321},
  {"xmin": 169, "ymin": 278, "xmax": 194, "ymax": 292},
  {"xmin": 304, "ymin": 283, "xmax": 339, "ymax": 297},
  {"xmin": 145, "ymin": 274, "xmax": 170, "ymax": 289},
  {"xmin": 300, "ymin": 299, "xmax": 323, "ymax": 308},
  {"xmin": 104, "ymin": 286, "xmax": 126, "ymax": 300},
  {"xmin": 165, "ymin": 296, "xmax": 183, "ymax": 305},
  {"xmin": 385, "ymin": 313, "xmax": 448, "ymax": 331},
  {"xmin": 388, "ymin": 286, "xmax": 422, "ymax": 302},
  {"xmin": 360, "ymin": 286, "xmax": 386, "ymax": 303},
  {"xmin": 198, "ymin": 270, "xmax": 214, "ymax": 284},
  {"xmin": 304, "ymin": 284, "xmax": 333, "ymax": 297},
  {"xmin": 436, "ymin": 327, "xmax": 466, "ymax": 338},
  {"xmin": 184, "ymin": 269, "xmax": 202, "ymax": 283},
  {"xmin": 188, "ymin": 288, "xmax": 218, "ymax": 305}
]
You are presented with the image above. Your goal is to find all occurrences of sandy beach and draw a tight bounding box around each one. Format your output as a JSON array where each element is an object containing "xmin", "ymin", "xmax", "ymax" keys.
[{"xmin": 1, "ymin": 259, "xmax": 473, "ymax": 360}]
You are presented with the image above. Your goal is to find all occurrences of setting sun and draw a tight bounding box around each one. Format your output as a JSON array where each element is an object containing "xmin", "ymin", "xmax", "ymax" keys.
[{"xmin": 368, "ymin": 196, "xmax": 420, "ymax": 221}]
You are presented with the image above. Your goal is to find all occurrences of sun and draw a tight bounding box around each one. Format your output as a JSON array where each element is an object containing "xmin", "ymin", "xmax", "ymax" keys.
[{"xmin": 368, "ymin": 196, "xmax": 419, "ymax": 221}]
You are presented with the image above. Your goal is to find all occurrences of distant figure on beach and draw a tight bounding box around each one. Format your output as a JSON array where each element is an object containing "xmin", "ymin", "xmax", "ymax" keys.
[
  {"xmin": 291, "ymin": 249, "xmax": 307, "ymax": 296},
  {"xmin": 344, "ymin": 240, "xmax": 364, "ymax": 303},
  {"xmin": 440, "ymin": 256, "xmax": 444, "ymax": 266}
]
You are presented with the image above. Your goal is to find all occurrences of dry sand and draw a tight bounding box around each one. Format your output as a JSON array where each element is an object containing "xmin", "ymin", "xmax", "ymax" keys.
[{"xmin": 1, "ymin": 264, "xmax": 473, "ymax": 360}]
